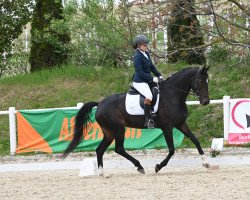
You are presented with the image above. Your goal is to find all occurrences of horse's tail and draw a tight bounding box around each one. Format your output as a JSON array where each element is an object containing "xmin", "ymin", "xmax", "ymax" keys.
[{"xmin": 62, "ymin": 102, "xmax": 99, "ymax": 158}]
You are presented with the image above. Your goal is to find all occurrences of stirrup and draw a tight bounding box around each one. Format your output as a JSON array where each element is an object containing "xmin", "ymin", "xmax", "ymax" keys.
[{"xmin": 146, "ymin": 118, "xmax": 155, "ymax": 129}]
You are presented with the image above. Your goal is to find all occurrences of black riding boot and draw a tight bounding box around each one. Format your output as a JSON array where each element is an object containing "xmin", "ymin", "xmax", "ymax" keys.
[{"xmin": 144, "ymin": 103, "xmax": 154, "ymax": 129}]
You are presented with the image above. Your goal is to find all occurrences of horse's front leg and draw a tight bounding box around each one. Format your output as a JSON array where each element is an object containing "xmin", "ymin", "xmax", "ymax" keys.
[
  {"xmin": 176, "ymin": 122, "xmax": 210, "ymax": 168},
  {"xmin": 155, "ymin": 125, "xmax": 175, "ymax": 173}
]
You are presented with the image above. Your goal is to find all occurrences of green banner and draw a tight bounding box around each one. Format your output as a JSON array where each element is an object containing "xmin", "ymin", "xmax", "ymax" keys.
[{"xmin": 16, "ymin": 108, "xmax": 184, "ymax": 153}]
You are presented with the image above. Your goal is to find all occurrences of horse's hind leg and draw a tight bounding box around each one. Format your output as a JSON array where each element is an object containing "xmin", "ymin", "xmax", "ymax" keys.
[
  {"xmin": 113, "ymin": 126, "xmax": 145, "ymax": 174},
  {"xmin": 96, "ymin": 133, "xmax": 114, "ymax": 169}
]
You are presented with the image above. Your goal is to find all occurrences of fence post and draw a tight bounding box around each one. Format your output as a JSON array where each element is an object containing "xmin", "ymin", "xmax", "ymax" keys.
[
  {"xmin": 9, "ymin": 107, "xmax": 17, "ymax": 155},
  {"xmin": 77, "ymin": 102, "xmax": 84, "ymax": 109},
  {"xmin": 223, "ymin": 96, "xmax": 230, "ymax": 141}
]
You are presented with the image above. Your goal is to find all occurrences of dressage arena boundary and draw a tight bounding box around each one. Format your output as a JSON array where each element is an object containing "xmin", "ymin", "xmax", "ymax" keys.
[
  {"xmin": 0, "ymin": 96, "xmax": 232, "ymax": 155},
  {"xmin": 0, "ymin": 155, "xmax": 250, "ymax": 175}
]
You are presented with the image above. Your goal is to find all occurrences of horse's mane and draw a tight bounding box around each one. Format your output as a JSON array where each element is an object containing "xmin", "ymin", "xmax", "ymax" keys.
[{"xmin": 165, "ymin": 67, "xmax": 199, "ymax": 82}]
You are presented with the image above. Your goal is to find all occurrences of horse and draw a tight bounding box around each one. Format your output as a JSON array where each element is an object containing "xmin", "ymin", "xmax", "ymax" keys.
[{"xmin": 62, "ymin": 66, "xmax": 210, "ymax": 174}]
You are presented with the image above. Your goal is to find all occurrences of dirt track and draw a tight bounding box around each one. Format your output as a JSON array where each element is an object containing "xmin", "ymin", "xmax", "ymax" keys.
[
  {"xmin": 0, "ymin": 166, "xmax": 250, "ymax": 200},
  {"xmin": 0, "ymin": 149, "xmax": 250, "ymax": 200}
]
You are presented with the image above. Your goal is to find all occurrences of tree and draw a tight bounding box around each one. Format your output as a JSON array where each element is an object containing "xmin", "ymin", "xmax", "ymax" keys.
[
  {"xmin": 46, "ymin": 0, "xmax": 250, "ymax": 69},
  {"xmin": 64, "ymin": 0, "xmax": 134, "ymax": 67},
  {"xmin": 125, "ymin": 0, "xmax": 249, "ymax": 65},
  {"xmin": 0, "ymin": 0, "xmax": 33, "ymax": 76},
  {"xmin": 167, "ymin": 0, "xmax": 206, "ymax": 64},
  {"xmin": 29, "ymin": 0, "xmax": 70, "ymax": 72},
  {"xmin": 208, "ymin": 0, "xmax": 250, "ymax": 49}
]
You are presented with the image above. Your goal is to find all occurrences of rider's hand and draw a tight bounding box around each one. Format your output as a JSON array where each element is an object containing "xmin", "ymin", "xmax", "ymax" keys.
[
  {"xmin": 153, "ymin": 77, "xmax": 159, "ymax": 83},
  {"xmin": 159, "ymin": 76, "xmax": 165, "ymax": 81}
]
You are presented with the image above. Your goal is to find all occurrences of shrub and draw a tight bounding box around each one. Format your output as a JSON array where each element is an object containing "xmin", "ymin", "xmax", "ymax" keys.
[{"xmin": 29, "ymin": 0, "xmax": 70, "ymax": 72}]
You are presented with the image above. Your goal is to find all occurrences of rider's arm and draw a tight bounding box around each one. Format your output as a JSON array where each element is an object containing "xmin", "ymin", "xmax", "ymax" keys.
[{"xmin": 146, "ymin": 52, "xmax": 162, "ymax": 77}]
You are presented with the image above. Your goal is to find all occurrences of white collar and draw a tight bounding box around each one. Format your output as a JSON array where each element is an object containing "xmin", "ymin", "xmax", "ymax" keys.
[{"xmin": 138, "ymin": 49, "xmax": 149, "ymax": 59}]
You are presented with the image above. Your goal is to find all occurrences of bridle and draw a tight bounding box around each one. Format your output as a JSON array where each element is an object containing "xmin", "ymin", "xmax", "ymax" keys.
[
  {"xmin": 165, "ymin": 68, "xmax": 202, "ymax": 97},
  {"xmin": 193, "ymin": 68, "xmax": 201, "ymax": 97}
]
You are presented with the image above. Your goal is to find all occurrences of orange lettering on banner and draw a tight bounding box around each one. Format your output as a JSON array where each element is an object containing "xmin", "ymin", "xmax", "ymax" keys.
[
  {"xmin": 58, "ymin": 117, "xmax": 74, "ymax": 141},
  {"xmin": 58, "ymin": 118, "xmax": 69, "ymax": 141},
  {"xmin": 92, "ymin": 122, "xmax": 100, "ymax": 139},
  {"xmin": 97, "ymin": 123, "xmax": 104, "ymax": 139},
  {"xmin": 136, "ymin": 129, "xmax": 142, "ymax": 138},
  {"xmin": 125, "ymin": 128, "xmax": 131, "ymax": 138},
  {"xmin": 125, "ymin": 128, "xmax": 142, "ymax": 139},
  {"xmin": 83, "ymin": 122, "xmax": 103, "ymax": 140},
  {"xmin": 131, "ymin": 128, "xmax": 135, "ymax": 138},
  {"xmin": 91, "ymin": 122, "xmax": 98, "ymax": 139},
  {"xmin": 69, "ymin": 117, "xmax": 75, "ymax": 140},
  {"xmin": 83, "ymin": 122, "xmax": 92, "ymax": 140},
  {"xmin": 59, "ymin": 119, "xmax": 142, "ymax": 141}
]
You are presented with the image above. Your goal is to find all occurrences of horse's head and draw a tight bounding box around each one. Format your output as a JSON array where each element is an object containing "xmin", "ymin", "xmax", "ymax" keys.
[{"xmin": 191, "ymin": 66, "xmax": 210, "ymax": 106}]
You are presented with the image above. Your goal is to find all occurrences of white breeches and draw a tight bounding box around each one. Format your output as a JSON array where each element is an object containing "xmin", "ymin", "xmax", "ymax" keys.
[{"xmin": 132, "ymin": 82, "xmax": 153, "ymax": 101}]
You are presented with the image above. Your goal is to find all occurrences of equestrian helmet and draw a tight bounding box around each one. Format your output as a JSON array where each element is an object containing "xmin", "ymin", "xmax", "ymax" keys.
[{"xmin": 133, "ymin": 35, "xmax": 149, "ymax": 49}]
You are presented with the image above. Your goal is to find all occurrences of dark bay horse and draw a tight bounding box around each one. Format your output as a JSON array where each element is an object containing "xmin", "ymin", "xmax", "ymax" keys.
[{"xmin": 63, "ymin": 66, "xmax": 210, "ymax": 173}]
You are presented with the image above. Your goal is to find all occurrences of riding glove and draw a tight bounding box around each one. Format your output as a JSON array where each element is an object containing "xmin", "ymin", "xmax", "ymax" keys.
[
  {"xmin": 153, "ymin": 77, "xmax": 159, "ymax": 83},
  {"xmin": 159, "ymin": 76, "xmax": 165, "ymax": 81}
]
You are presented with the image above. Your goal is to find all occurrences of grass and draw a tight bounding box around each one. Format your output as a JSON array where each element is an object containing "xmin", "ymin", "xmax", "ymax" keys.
[
  {"xmin": 0, "ymin": 64, "xmax": 133, "ymax": 110},
  {"xmin": 0, "ymin": 139, "xmax": 9, "ymax": 155},
  {"xmin": 0, "ymin": 60, "xmax": 249, "ymax": 155}
]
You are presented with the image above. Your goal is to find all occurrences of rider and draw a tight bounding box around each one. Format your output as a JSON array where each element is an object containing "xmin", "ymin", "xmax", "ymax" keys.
[{"xmin": 132, "ymin": 35, "xmax": 164, "ymax": 128}]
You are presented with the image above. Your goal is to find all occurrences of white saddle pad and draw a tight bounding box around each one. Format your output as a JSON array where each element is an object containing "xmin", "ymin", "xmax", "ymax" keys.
[{"xmin": 125, "ymin": 93, "xmax": 159, "ymax": 115}]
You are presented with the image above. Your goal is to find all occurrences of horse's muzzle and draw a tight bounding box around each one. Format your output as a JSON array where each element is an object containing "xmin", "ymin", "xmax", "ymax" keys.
[{"xmin": 200, "ymin": 98, "xmax": 210, "ymax": 106}]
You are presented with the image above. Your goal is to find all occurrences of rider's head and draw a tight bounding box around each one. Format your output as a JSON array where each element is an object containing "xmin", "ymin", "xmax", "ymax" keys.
[{"xmin": 133, "ymin": 35, "xmax": 149, "ymax": 51}]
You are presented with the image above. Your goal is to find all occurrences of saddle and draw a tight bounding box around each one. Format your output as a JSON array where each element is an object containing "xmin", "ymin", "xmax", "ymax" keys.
[
  {"xmin": 127, "ymin": 84, "xmax": 159, "ymax": 109},
  {"xmin": 125, "ymin": 83, "xmax": 160, "ymax": 115}
]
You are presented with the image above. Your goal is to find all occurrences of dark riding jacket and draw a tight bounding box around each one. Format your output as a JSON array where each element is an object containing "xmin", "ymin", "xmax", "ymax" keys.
[{"xmin": 133, "ymin": 49, "xmax": 162, "ymax": 83}]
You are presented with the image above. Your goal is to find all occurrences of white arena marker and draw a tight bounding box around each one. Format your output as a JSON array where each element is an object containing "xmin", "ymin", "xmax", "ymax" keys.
[
  {"xmin": 211, "ymin": 138, "xmax": 224, "ymax": 151},
  {"xmin": 79, "ymin": 158, "xmax": 98, "ymax": 177}
]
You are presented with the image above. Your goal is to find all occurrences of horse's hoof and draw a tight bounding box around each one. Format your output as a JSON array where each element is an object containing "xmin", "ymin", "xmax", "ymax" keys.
[
  {"xmin": 58, "ymin": 154, "xmax": 66, "ymax": 159},
  {"xmin": 202, "ymin": 163, "xmax": 210, "ymax": 168},
  {"xmin": 137, "ymin": 168, "xmax": 145, "ymax": 174},
  {"xmin": 155, "ymin": 164, "xmax": 161, "ymax": 173},
  {"xmin": 97, "ymin": 166, "xmax": 104, "ymax": 176}
]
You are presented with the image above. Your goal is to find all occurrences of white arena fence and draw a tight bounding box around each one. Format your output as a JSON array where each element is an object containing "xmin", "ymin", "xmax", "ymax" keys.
[{"xmin": 0, "ymin": 96, "xmax": 232, "ymax": 155}]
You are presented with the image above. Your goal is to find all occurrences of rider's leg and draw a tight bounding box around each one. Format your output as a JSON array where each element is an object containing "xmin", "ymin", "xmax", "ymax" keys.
[
  {"xmin": 132, "ymin": 82, "xmax": 154, "ymax": 128},
  {"xmin": 144, "ymin": 98, "xmax": 154, "ymax": 128}
]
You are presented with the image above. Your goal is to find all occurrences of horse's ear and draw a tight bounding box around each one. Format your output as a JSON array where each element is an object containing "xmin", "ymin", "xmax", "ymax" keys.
[{"xmin": 201, "ymin": 65, "xmax": 210, "ymax": 72}]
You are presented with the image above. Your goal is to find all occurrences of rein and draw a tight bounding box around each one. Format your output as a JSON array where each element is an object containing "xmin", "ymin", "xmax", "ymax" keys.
[
  {"xmin": 166, "ymin": 84, "xmax": 197, "ymax": 96},
  {"xmin": 164, "ymin": 68, "xmax": 201, "ymax": 97}
]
